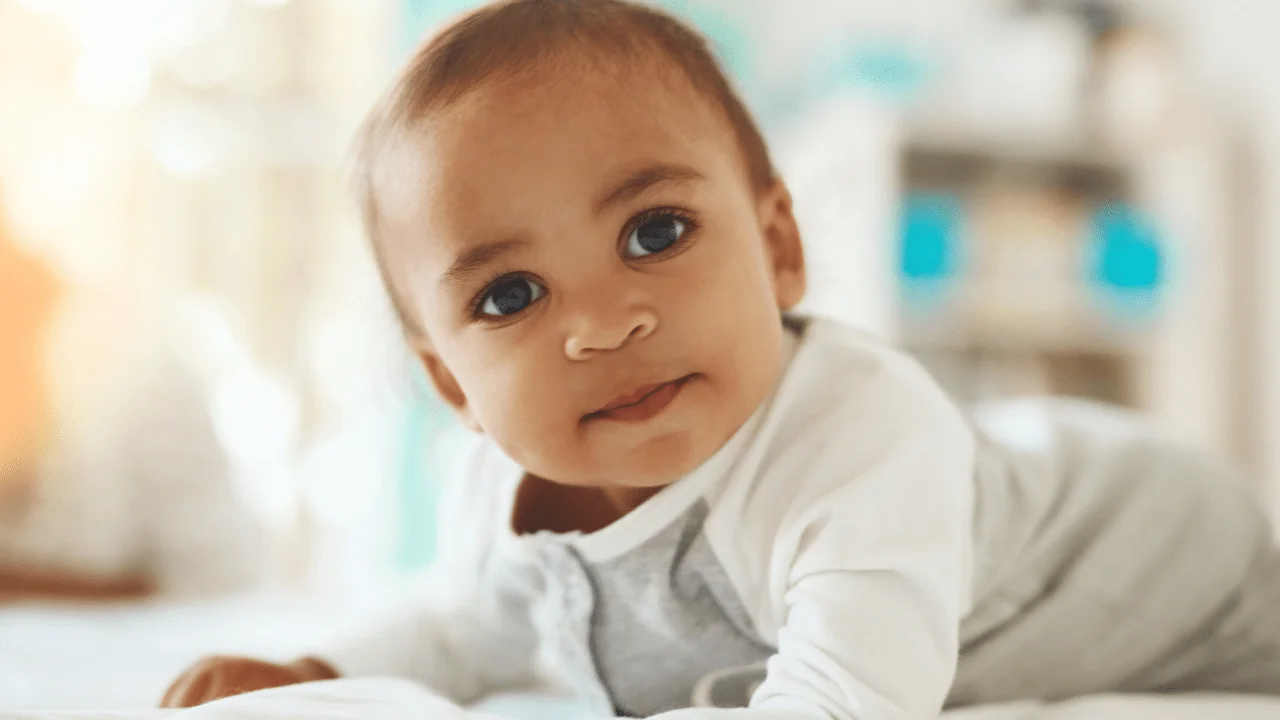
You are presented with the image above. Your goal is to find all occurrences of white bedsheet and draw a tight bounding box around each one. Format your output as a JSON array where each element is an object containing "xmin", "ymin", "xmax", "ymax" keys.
[
  {"xmin": 6, "ymin": 680, "xmax": 1280, "ymax": 720},
  {"xmin": 0, "ymin": 595, "xmax": 373, "ymax": 711},
  {"xmin": 5, "ymin": 597, "xmax": 1280, "ymax": 720}
]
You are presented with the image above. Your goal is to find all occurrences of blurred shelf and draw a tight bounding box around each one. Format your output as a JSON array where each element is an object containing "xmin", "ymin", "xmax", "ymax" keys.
[
  {"xmin": 899, "ymin": 315, "xmax": 1150, "ymax": 357},
  {"xmin": 902, "ymin": 122, "xmax": 1134, "ymax": 196},
  {"xmin": 904, "ymin": 121, "xmax": 1134, "ymax": 171}
]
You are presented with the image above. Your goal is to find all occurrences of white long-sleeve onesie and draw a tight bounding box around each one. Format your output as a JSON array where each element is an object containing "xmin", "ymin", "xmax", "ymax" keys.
[
  {"xmin": 321, "ymin": 315, "xmax": 1280, "ymax": 718},
  {"xmin": 322, "ymin": 316, "xmax": 978, "ymax": 720}
]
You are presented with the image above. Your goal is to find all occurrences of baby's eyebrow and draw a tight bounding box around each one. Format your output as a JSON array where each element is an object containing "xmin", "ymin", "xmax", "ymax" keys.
[
  {"xmin": 438, "ymin": 164, "xmax": 702, "ymax": 291},
  {"xmin": 439, "ymin": 238, "xmax": 530, "ymax": 289},
  {"xmin": 595, "ymin": 163, "xmax": 704, "ymax": 215}
]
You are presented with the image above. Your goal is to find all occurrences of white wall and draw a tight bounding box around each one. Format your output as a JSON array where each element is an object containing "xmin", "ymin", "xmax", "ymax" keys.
[
  {"xmin": 1253, "ymin": 102, "xmax": 1280, "ymax": 513},
  {"xmin": 774, "ymin": 95, "xmax": 901, "ymax": 338},
  {"xmin": 1175, "ymin": 0, "xmax": 1280, "ymax": 502}
]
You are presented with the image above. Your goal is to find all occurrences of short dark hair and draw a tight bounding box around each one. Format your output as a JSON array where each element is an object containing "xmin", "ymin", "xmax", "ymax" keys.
[{"xmin": 352, "ymin": 0, "xmax": 776, "ymax": 337}]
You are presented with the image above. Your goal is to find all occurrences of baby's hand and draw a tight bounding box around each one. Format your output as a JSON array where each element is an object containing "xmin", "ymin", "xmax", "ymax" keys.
[{"xmin": 159, "ymin": 656, "xmax": 340, "ymax": 708}]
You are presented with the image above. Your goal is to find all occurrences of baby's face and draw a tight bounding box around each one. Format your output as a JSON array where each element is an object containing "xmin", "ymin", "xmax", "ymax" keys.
[{"xmin": 375, "ymin": 59, "xmax": 804, "ymax": 489}]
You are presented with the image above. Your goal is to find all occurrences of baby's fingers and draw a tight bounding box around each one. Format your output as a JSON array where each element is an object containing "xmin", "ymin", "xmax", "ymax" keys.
[{"xmin": 159, "ymin": 665, "xmax": 215, "ymax": 708}]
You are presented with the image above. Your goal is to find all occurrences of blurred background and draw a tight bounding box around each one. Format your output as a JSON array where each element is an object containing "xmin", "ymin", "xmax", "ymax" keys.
[{"xmin": 2, "ymin": 0, "xmax": 1280, "ymax": 704}]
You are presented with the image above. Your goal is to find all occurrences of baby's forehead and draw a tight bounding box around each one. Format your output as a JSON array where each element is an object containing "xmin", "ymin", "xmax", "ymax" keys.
[
  {"xmin": 444, "ymin": 54, "xmax": 729, "ymax": 146},
  {"xmin": 377, "ymin": 60, "xmax": 743, "ymax": 217}
]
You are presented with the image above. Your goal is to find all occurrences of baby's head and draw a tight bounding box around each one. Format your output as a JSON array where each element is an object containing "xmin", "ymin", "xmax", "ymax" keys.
[{"xmin": 355, "ymin": 0, "xmax": 806, "ymax": 489}]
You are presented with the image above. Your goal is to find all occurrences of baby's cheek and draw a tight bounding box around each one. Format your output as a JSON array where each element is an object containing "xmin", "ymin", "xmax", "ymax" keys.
[{"xmin": 477, "ymin": 363, "xmax": 569, "ymax": 443}]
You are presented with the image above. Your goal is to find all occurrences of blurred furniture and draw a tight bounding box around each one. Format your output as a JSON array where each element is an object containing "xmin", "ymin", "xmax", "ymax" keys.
[
  {"xmin": 0, "ymin": 297, "xmax": 284, "ymax": 603},
  {"xmin": 0, "ymin": 564, "xmax": 152, "ymax": 604},
  {"xmin": 782, "ymin": 7, "xmax": 1250, "ymax": 465},
  {"xmin": 0, "ymin": 230, "xmax": 62, "ymax": 489},
  {"xmin": 893, "ymin": 91, "xmax": 1244, "ymax": 461}
]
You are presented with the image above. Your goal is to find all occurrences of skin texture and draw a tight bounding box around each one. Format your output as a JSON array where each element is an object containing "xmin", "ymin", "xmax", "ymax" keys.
[
  {"xmin": 161, "ymin": 50, "xmax": 806, "ymax": 708},
  {"xmin": 380, "ymin": 56, "xmax": 805, "ymax": 519}
]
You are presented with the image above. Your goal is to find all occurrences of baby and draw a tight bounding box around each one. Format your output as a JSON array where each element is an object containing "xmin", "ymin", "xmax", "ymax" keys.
[{"xmin": 162, "ymin": 0, "xmax": 1280, "ymax": 717}]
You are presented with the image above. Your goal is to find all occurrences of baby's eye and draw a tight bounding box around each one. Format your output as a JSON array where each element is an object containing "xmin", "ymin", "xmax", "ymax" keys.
[
  {"xmin": 625, "ymin": 214, "xmax": 687, "ymax": 258},
  {"xmin": 478, "ymin": 276, "xmax": 545, "ymax": 318}
]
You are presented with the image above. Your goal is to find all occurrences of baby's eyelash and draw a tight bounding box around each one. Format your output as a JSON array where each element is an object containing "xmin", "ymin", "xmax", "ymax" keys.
[{"xmin": 626, "ymin": 207, "xmax": 698, "ymax": 234}]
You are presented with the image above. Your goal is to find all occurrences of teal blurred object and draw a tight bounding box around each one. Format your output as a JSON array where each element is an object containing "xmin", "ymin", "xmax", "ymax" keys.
[
  {"xmin": 681, "ymin": 5, "xmax": 755, "ymax": 95},
  {"xmin": 759, "ymin": 39, "xmax": 933, "ymax": 127},
  {"xmin": 1086, "ymin": 202, "xmax": 1165, "ymax": 321},
  {"xmin": 402, "ymin": 0, "xmax": 756, "ymax": 90},
  {"xmin": 899, "ymin": 193, "xmax": 964, "ymax": 313},
  {"xmin": 651, "ymin": 0, "xmax": 756, "ymax": 98},
  {"xmin": 1090, "ymin": 203, "xmax": 1163, "ymax": 290},
  {"xmin": 399, "ymin": 0, "xmax": 485, "ymax": 51},
  {"xmin": 396, "ymin": 366, "xmax": 457, "ymax": 571},
  {"xmin": 810, "ymin": 42, "xmax": 932, "ymax": 103}
]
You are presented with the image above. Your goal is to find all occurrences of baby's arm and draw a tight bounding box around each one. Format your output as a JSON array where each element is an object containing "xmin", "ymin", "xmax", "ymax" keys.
[
  {"xmin": 163, "ymin": 434, "xmax": 544, "ymax": 708},
  {"xmin": 160, "ymin": 566, "xmax": 542, "ymax": 708},
  {"xmin": 315, "ymin": 433, "xmax": 545, "ymax": 701},
  {"xmin": 161, "ymin": 656, "xmax": 341, "ymax": 707},
  {"xmin": 660, "ymin": 358, "xmax": 976, "ymax": 720},
  {"xmin": 314, "ymin": 556, "xmax": 544, "ymax": 702}
]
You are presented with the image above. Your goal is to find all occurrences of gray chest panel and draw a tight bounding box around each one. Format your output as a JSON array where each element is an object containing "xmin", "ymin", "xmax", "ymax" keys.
[{"xmin": 575, "ymin": 501, "xmax": 774, "ymax": 717}]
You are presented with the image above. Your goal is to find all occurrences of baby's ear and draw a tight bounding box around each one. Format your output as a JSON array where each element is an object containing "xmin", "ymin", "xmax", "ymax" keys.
[
  {"xmin": 758, "ymin": 180, "xmax": 806, "ymax": 310},
  {"xmin": 416, "ymin": 343, "xmax": 482, "ymax": 433}
]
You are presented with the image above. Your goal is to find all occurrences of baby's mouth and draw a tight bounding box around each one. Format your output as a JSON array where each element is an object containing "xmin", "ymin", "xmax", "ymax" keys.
[{"xmin": 584, "ymin": 374, "xmax": 697, "ymax": 422}]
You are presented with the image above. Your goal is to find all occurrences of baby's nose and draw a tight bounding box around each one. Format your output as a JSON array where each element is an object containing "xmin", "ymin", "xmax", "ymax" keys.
[{"xmin": 563, "ymin": 304, "xmax": 658, "ymax": 360}]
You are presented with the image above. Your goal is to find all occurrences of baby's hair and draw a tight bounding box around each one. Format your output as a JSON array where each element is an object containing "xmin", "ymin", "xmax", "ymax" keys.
[{"xmin": 351, "ymin": 0, "xmax": 776, "ymax": 338}]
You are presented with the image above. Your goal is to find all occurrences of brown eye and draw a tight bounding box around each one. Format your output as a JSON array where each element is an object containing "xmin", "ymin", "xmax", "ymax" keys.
[
  {"xmin": 478, "ymin": 276, "xmax": 545, "ymax": 317},
  {"xmin": 625, "ymin": 214, "xmax": 686, "ymax": 258}
]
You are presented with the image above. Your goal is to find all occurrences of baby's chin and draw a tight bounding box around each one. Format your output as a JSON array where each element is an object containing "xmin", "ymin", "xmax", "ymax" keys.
[{"xmin": 532, "ymin": 425, "xmax": 729, "ymax": 490}]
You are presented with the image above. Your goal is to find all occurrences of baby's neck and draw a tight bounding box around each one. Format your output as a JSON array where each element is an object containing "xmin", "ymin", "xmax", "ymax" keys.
[
  {"xmin": 601, "ymin": 485, "xmax": 665, "ymax": 516},
  {"xmin": 511, "ymin": 474, "xmax": 668, "ymax": 535}
]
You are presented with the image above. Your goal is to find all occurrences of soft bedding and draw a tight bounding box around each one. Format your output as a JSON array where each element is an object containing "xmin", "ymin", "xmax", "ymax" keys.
[
  {"xmin": 7, "ymin": 680, "xmax": 1280, "ymax": 720},
  {"xmin": 5, "ymin": 598, "xmax": 1280, "ymax": 720},
  {"xmin": 0, "ymin": 596, "xmax": 369, "ymax": 711}
]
